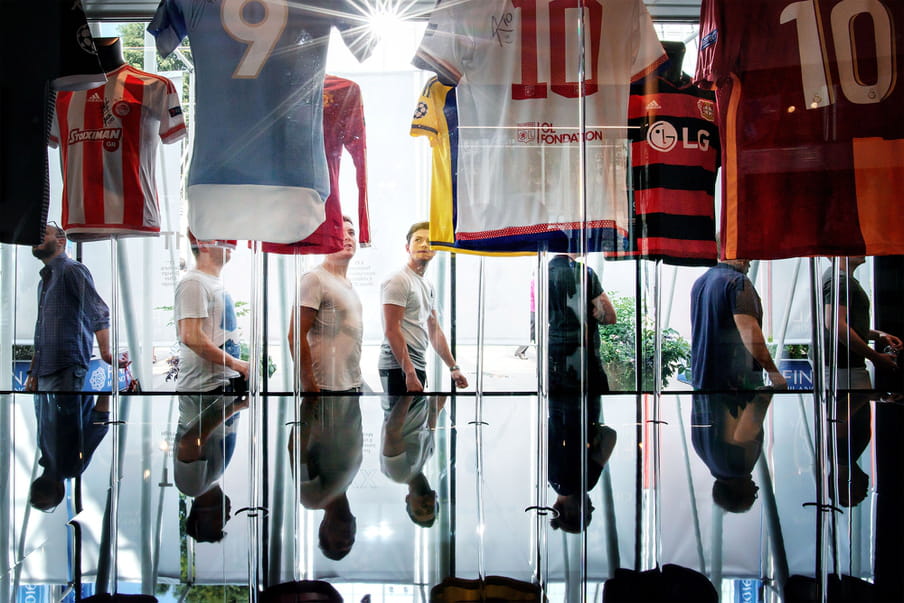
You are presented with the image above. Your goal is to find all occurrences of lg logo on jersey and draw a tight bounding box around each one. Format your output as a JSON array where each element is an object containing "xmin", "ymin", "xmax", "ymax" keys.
[{"xmin": 646, "ymin": 121, "xmax": 711, "ymax": 153}]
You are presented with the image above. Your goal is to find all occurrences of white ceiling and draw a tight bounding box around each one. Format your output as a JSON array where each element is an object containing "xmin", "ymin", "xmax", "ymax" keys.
[{"xmin": 83, "ymin": 0, "xmax": 703, "ymax": 22}]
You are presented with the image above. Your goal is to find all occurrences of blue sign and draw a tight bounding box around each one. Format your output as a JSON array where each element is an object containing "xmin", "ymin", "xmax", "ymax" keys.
[
  {"xmin": 18, "ymin": 585, "xmax": 48, "ymax": 603},
  {"xmin": 779, "ymin": 359, "xmax": 813, "ymax": 391},
  {"xmin": 735, "ymin": 579, "xmax": 761, "ymax": 603},
  {"xmin": 13, "ymin": 360, "xmax": 129, "ymax": 392}
]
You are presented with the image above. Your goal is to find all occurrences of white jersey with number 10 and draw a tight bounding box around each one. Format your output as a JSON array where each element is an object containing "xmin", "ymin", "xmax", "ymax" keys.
[{"xmin": 414, "ymin": 0, "xmax": 665, "ymax": 252}]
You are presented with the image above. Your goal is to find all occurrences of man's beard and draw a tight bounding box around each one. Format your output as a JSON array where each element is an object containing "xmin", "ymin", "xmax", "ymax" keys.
[{"xmin": 32, "ymin": 241, "xmax": 57, "ymax": 260}]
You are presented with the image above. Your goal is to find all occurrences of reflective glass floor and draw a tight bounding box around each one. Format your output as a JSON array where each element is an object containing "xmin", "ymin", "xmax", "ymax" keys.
[{"xmin": 4, "ymin": 345, "xmax": 902, "ymax": 602}]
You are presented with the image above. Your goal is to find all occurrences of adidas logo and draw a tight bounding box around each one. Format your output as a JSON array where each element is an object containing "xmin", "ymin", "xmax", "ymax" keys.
[
  {"xmin": 88, "ymin": 92, "xmax": 104, "ymax": 102},
  {"xmin": 646, "ymin": 100, "xmax": 662, "ymax": 111}
]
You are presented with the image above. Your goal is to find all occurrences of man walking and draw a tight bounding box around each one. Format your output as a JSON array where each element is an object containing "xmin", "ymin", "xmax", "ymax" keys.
[
  {"xmin": 173, "ymin": 231, "xmax": 249, "ymax": 542},
  {"xmin": 690, "ymin": 259, "xmax": 786, "ymax": 513},
  {"xmin": 287, "ymin": 215, "xmax": 363, "ymax": 559},
  {"xmin": 379, "ymin": 221, "xmax": 467, "ymax": 526},
  {"xmin": 25, "ymin": 223, "xmax": 119, "ymax": 511}
]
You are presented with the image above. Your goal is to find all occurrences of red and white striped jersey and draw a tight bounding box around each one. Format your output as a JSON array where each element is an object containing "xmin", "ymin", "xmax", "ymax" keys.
[{"xmin": 50, "ymin": 64, "xmax": 186, "ymax": 241}]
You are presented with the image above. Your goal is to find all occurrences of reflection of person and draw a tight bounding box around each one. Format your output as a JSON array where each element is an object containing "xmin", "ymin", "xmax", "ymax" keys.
[
  {"xmin": 379, "ymin": 222, "xmax": 466, "ymax": 526},
  {"xmin": 286, "ymin": 216, "xmax": 363, "ymax": 559},
  {"xmin": 690, "ymin": 259, "xmax": 786, "ymax": 512},
  {"xmin": 25, "ymin": 223, "xmax": 118, "ymax": 511},
  {"xmin": 380, "ymin": 395, "xmax": 446, "ymax": 528},
  {"xmin": 822, "ymin": 256, "xmax": 901, "ymax": 507},
  {"xmin": 546, "ymin": 254, "xmax": 617, "ymax": 533},
  {"xmin": 174, "ymin": 232, "xmax": 250, "ymax": 542},
  {"xmin": 289, "ymin": 398, "xmax": 362, "ymax": 560}
]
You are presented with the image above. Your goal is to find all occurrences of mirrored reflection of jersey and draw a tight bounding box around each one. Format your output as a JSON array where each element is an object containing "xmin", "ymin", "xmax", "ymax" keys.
[
  {"xmin": 149, "ymin": 0, "xmax": 376, "ymax": 243},
  {"xmin": 696, "ymin": 0, "xmax": 904, "ymax": 260},
  {"xmin": 50, "ymin": 65, "xmax": 186, "ymax": 241},
  {"xmin": 413, "ymin": 0, "xmax": 665, "ymax": 252}
]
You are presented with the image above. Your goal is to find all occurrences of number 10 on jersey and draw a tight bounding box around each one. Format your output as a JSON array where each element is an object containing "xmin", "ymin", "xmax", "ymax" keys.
[
  {"xmin": 780, "ymin": 0, "xmax": 896, "ymax": 108},
  {"xmin": 511, "ymin": 0, "xmax": 604, "ymax": 100}
]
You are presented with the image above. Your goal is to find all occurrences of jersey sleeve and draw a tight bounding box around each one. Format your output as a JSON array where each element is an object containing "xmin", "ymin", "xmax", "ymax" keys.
[
  {"xmin": 53, "ymin": 0, "xmax": 106, "ymax": 91},
  {"xmin": 298, "ymin": 271, "xmax": 324, "ymax": 311},
  {"xmin": 629, "ymin": 0, "xmax": 668, "ymax": 82},
  {"xmin": 410, "ymin": 77, "xmax": 444, "ymax": 146},
  {"xmin": 412, "ymin": 0, "xmax": 478, "ymax": 84},
  {"xmin": 335, "ymin": 2, "xmax": 378, "ymax": 63},
  {"xmin": 48, "ymin": 99, "xmax": 62, "ymax": 149},
  {"xmin": 157, "ymin": 75, "xmax": 187, "ymax": 143},
  {"xmin": 148, "ymin": 0, "xmax": 189, "ymax": 59},
  {"xmin": 731, "ymin": 276, "xmax": 760, "ymax": 320},
  {"xmin": 341, "ymin": 81, "xmax": 371, "ymax": 246},
  {"xmin": 381, "ymin": 273, "xmax": 409, "ymax": 308},
  {"xmin": 174, "ymin": 278, "xmax": 209, "ymax": 322},
  {"xmin": 695, "ymin": 0, "xmax": 728, "ymax": 88}
]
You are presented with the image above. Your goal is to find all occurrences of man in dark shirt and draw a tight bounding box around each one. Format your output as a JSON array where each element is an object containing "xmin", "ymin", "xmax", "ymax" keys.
[
  {"xmin": 822, "ymin": 256, "xmax": 901, "ymax": 507},
  {"xmin": 690, "ymin": 259, "xmax": 786, "ymax": 512},
  {"xmin": 24, "ymin": 223, "xmax": 117, "ymax": 511},
  {"xmin": 546, "ymin": 254, "xmax": 617, "ymax": 533}
]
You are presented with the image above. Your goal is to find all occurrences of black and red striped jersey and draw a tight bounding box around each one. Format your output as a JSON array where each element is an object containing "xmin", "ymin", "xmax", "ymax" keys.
[{"xmin": 621, "ymin": 73, "xmax": 720, "ymax": 266}]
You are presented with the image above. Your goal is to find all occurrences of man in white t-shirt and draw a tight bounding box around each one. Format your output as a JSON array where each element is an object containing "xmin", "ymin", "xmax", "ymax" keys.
[
  {"xmin": 379, "ymin": 222, "xmax": 467, "ymax": 526},
  {"xmin": 287, "ymin": 216, "xmax": 363, "ymax": 559},
  {"xmin": 173, "ymin": 231, "xmax": 250, "ymax": 542}
]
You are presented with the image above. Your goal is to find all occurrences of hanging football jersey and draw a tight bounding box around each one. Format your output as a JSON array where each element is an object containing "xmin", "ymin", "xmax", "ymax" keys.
[
  {"xmin": 622, "ymin": 72, "xmax": 720, "ymax": 266},
  {"xmin": 262, "ymin": 75, "xmax": 371, "ymax": 254},
  {"xmin": 413, "ymin": 0, "xmax": 665, "ymax": 253},
  {"xmin": 696, "ymin": 0, "xmax": 904, "ymax": 259},
  {"xmin": 148, "ymin": 0, "xmax": 376, "ymax": 243},
  {"xmin": 50, "ymin": 65, "xmax": 186, "ymax": 241},
  {"xmin": 410, "ymin": 76, "xmax": 535, "ymax": 257},
  {"xmin": 2, "ymin": 0, "xmax": 106, "ymax": 246}
]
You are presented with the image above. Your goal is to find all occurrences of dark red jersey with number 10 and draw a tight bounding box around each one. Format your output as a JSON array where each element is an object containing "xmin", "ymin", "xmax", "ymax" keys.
[{"xmin": 696, "ymin": 0, "xmax": 904, "ymax": 260}]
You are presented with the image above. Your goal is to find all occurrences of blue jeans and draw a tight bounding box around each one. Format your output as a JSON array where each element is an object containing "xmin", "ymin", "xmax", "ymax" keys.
[{"xmin": 35, "ymin": 366, "xmax": 109, "ymax": 480}]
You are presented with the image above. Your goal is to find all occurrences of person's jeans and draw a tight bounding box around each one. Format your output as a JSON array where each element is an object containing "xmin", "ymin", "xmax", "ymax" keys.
[{"xmin": 35, "ymin": 365, "xmax": 108, "ymax": 479}]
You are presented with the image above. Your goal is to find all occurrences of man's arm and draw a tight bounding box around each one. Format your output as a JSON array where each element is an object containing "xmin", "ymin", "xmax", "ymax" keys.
[
  {"xmin": 591, "ymin": 292, "xmax": 616, "ymax": 326},
  {"xmin": 733, "ymin": 313, "xmax": 787, "ymax": 388},
  {"xmin": 427, "ymin": 310, "xmax": 468, "ymax": 388},
  {"xmin": 383, "ymin": 303, "xmax": 424, "ymax": 392},
  {"xmin": 178, "ymin": 317, "xmax": 250, "ymax": 379},
  {"xmin": 95, "ymin": 328, "xmax": 114, "ymax": 364},
  {"xmin": 287, "ymin": 307, "xmax": 320, "ymax": 392},
  {"xmin": 825, "ymin": 304, "xmax": 897, "ymax": 371}
]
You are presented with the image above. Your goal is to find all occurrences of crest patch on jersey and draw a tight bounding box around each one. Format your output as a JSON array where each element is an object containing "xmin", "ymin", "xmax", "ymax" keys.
[
  {"xmin": 113, "ymin": 101, "xmax": 131, "ymax": 117},
  {"xmin": 413, "ymin": 102, "xmax": 428, "ymax": 119},
  {"xmin": 77, "ymin": 24, "xmax": 97, "ymax": 55},
  {"xmin": 697, "ymin": 99, "xmax": 715, "ymax": 122}
]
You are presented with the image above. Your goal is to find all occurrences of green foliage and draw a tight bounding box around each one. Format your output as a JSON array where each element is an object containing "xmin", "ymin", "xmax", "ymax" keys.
[
  {"xmin": 240, "ymin": 342, "xmax": 277, "ymax": 378},
  {"xmin": 116, "ymin": 23, "xmax": 192, "ymax": 112},
  {"xmin": 117, "ymin": 23, "xmax": 191, "ymax": 72},
  {"xmin": 13, "ymin": 344, "xmax": 34, "ymax": 361},
  {"xmin": 599, "ymin": 296, "xmax": 691, "ymax": 391}
]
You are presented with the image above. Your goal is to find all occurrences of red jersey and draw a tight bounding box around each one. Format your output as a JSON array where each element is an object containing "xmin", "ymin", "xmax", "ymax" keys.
[
  {"xmin": 262, "ymin": 75, "xmax": 371, "ymax": 254},
  {"xmin": 696, "ymin": 0, "xmax": 904, "ymax": 260},
  {"xmin": 50, "ymin": 64, "xmax": 186, "ymax": 240}
]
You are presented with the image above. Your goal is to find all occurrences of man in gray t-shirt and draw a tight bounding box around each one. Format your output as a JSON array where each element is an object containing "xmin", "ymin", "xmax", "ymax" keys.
[
  {"xmin": 379, "ymin": 222, "xmax": 467, "ymax": 526},
  {"xmin": 288, "ymin": 216, "xmax": 364, "ymax": 559},
  {"xmin": 173, "ymin": 232, "xmax": 250, "ymax": 542}
]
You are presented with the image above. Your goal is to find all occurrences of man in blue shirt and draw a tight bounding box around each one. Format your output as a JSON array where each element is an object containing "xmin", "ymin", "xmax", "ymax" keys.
[
  {"xmin": 690, "ymin": 259, "xmax": 786, "ymax": 513},
  {"xmin": 24, "ymin": 223, "xmax": 117, "ymax": 511}
]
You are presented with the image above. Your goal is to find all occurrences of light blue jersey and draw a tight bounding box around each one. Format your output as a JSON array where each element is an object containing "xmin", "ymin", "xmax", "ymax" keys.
[{"xmin": 149, "ymin": 0, "xmax": 375, "ymax": 242}]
